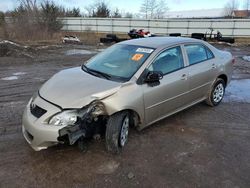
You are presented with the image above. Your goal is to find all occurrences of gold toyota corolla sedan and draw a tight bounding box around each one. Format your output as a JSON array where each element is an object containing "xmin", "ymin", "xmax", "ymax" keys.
[{"xmin": 22, "ymin": 37, "xmax": 233, "ymax": 153}]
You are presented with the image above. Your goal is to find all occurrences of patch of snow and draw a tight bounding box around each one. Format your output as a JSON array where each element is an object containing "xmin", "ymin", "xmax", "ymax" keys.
[
  {"xmin": 36, "ymin": 45, "xmax": 62, "ymax": 50},
  {"xmin": 242, "ymin": 56, "xmax": 250, "ymax": 62},
  {"xmin": 1, "ymin": 72, "xmax": 27, "ymax": 81},
  {"xmin": 65, "ymin": 49, "xmax": 96, "ymax": 56},
  {"xmin": 218, "ymin": 42, "xmax": 234, "ymax": 46},
  {"xmin": 13, "ymin": 72, "xmax": 27, "ymax": 76},
  {"xmin": 0, "ymin": 40, "xmax": 21, "ymax": 47},
  {"xmin": 224, "ymin": 79, "xmax": 250, "ymax": 103},
  {"xmin": 96, "ymin": 48, "xmax": 105, "ymax": 52},
  {"xmin": 1, "ymin": 76, "xmax": 19, "ymax": 81}
]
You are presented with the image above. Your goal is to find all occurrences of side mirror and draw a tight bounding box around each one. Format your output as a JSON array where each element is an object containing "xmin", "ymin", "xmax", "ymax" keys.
[{"xmin": 145, "ymin": 71, "xmax": 163, "ymax": 83}]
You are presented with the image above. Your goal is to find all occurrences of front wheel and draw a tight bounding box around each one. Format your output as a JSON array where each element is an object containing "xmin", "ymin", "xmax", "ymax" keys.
[
  {"xmin": 105, "ymin": 111, "xmax": 130, "ymax": 154},
  {"xmin": 206, "ymin": 78, "xmax": 225, "ymax": 106}
]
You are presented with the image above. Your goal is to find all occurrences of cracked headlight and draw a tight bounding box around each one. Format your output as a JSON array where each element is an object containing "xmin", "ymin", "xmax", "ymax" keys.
[
  {"xmin": 49, "ymin": 102, "xmax": 105, "ymax": 126},
  {"xmin": 49, "ymin": 110, "xmax": 78, "ymax": 126}
]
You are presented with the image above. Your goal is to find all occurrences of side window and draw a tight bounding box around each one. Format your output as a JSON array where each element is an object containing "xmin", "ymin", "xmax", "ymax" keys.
[
  {"xmin": 185, "ymin": 44, "xmax": 214, "ymax": 65},
  {"xmin": 206, "ymin": 47, "xmax": 214, "ymax": 59},
  {"xmin": 148, "ymin": 46, "xmax": 184, "ymax": 75}
]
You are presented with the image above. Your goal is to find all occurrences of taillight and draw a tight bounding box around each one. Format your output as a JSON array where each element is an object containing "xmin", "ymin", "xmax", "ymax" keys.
[{"xmin": 232, "ymin": 57, "xmax": 236, "ymax": 64}]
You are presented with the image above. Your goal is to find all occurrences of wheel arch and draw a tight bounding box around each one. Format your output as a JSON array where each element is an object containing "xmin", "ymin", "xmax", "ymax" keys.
[
  {"xmin": 109, "ymin": 109, "xmax": 142, "ymax": 129},
  {"xmin": 217, "ymin": 74, "xmax": 228, "ymax": 86}
]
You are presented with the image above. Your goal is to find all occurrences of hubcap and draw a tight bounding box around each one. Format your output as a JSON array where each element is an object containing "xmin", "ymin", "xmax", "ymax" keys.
[
  {"xmin": 213, "ymin": 83, "xmax": 224, "ymax": 103},
  {"xmin": 119, "ymin": 116, "xmax": 129, "ymax": 147}
]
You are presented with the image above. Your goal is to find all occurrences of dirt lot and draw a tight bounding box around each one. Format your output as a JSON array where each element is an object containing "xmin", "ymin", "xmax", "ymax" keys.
[{"xmin": 0, "ymin": 41, "xmax": 250, "ymax": 188}]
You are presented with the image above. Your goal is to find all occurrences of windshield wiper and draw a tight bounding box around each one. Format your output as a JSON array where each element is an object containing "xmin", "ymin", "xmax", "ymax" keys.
[
  {"xmin": 88, "ymin": 68, "xmax": 111, "ymax": 80},
  {"xmin": 82, "ymin": 64, "xmax": 90, "ymax": 73},
  {"xmin": 82, "ymin": 65, "xmax": 111, "ymax": 80}
]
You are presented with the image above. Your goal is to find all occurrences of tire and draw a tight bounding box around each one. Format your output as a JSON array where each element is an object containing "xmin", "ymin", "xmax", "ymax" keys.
[
  {"xmin": 206, "ymin": 78, "xmax": 225, "ymax": 107},
  {"xmin": 218, "ymin": 37, "xmax": 235, "ymax": 44},
  {"xmin": 169, "ymin": 33, "xmax": 181, "ymax": 37},
  {"xmin": 106, "ymin": 34, "xmax": 117, "ymax": 40},
  {"xmin": 191, "ymin": 33, "xmax": 205, "ymax": 40},
  {"xmin": 105, "ymin": 111, "xmax": 130, "ymax": 154}
]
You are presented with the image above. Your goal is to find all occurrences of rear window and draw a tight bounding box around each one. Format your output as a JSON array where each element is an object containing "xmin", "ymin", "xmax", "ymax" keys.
[{"xmin": 185, "ymin": 44, "xmax": 214, "ymax": 65}]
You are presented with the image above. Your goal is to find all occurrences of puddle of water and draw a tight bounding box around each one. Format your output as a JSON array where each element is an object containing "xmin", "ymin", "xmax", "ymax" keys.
[
  {"xmin": 13, "ymin": 72, "xmax": 27, "ymax": 76},
  {"xmin": 224, "ymin": 79, "xmax": 250, "ymax": 103},
  {"xmin": 1, "ymin": 76, "xmax": 19, "ymax": 81},
  {"xmin": 65, "ymin": 49, "xmax": 96, "ymax": 56}
]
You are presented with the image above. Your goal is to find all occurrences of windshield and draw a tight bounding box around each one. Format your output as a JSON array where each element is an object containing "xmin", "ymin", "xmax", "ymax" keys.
[{"xmin": 83, "ymin": 44, "xmax": 154, "ymax": 82}]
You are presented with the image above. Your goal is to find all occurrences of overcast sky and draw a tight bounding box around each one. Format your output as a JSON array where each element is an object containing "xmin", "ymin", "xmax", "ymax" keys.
[{"xmin": 0, "ymin": 0, "xmax": 246, "ymax": 13}]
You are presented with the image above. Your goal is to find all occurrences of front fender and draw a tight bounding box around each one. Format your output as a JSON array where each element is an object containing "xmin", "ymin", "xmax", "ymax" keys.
[{"xmin": 101, "ymin": 83, "xmax": 145, "ymax": 126}]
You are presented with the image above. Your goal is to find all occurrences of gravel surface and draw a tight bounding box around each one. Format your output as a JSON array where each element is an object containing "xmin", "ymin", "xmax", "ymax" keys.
[{"xmin": 0, "ymin": 43, "xmax": 250, "ymax": 188}]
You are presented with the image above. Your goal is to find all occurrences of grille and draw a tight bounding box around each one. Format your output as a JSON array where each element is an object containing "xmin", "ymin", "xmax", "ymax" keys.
[{"xmin": 30, "ymin": 104, "xmax": 47, "ymax": 118}]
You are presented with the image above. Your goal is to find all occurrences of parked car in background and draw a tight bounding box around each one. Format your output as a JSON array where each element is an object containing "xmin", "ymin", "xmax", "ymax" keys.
[{"xmin": 22, "ymin": 37, "xmax": 233, "ymax": 153}]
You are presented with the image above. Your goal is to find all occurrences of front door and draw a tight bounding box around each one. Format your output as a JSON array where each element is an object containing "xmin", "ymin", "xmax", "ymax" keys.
[{"xmin": 142, "ymin": 46, "xmax": 189, "ymax": 125}]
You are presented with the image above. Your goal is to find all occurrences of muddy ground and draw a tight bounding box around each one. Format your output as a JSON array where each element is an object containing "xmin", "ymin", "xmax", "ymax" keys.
[{"xmin": 0, "ymin": 42, "xmax": 250, "ymax": 188}]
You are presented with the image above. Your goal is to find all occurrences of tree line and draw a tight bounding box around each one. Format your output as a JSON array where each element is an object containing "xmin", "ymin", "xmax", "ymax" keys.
[
  {"xmin": 0, "ymin": 0, "xmax": 249, "ymax": 40},
  {"xmin": 0, "ymin": 0, "xmax": 168, "ymax": 40}
]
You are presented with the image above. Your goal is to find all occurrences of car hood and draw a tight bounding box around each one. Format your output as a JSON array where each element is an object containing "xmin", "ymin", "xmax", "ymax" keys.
[{"xmin": 39, "ymin": 67, "xmax": 121, "ymax": 109}]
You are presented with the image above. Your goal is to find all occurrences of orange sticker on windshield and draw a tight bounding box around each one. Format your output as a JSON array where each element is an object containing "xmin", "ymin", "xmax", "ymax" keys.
[{"xmin": 132, "ymin": 54, "xmax": 144, "ymax": 61}]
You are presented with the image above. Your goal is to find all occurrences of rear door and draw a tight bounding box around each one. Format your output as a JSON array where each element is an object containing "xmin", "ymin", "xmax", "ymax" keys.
[
  {"xmin": 183, "ymin": 43, "xmax": 218, "ymax": 103},
  {"xmin": 142, "ymin": 46, "xmax": 189, "ymax": 125}
]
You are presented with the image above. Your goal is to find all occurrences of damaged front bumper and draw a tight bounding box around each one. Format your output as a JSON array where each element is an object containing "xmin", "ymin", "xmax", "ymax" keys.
[
  {"xmin": 22, "ymin": 95, "xmax": 107, "ymax": 151},
  {"xmin": 22, "ymin": 96, "xmax": 63, "ymax": 151}
]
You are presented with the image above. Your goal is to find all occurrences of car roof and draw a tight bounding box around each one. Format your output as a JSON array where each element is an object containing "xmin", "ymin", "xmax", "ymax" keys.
[{"xmin": 120, "ymin": 37, "xmax": 201, "ymax": 49}]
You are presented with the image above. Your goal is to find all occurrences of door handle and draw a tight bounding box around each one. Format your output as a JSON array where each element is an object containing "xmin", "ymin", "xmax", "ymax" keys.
[
  {"xmin": 212, "ymin": 64, "xmax": 217, "ymax": 69},
  {"xmin": 181, "ymin": 74, "xmax": 188, "ymax": 80}
]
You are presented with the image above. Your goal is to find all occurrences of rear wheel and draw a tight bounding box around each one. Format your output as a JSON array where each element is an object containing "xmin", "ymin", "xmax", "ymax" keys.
[
  {"xmin": 105, "ymin": 111, "xmax": 130, "ymax": 154},
  {"xmin": 206, "ymin": 78, "xmax": 225, "ymax": 106}
]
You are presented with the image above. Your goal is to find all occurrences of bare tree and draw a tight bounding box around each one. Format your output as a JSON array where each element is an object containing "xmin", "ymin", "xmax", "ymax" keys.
[
  {"xmin": 124, "ymin": 12, "xmax": 133, "ymax": 18},
  {"xmin": 19, "ymin": 0, "xmax": 38, "ymax": 10},
  {"xmin": 112, "ymin": 8, "xmax": 122, "ymax": 18},
  {"xmin": 224, "ymin": 0, "xmax": 239, "ymax": 17},
  {"xmin": 8, "ymin": 0, "xmax": 63, "ymax": 40},
  {"xmin": 149, "ymin": 0, "xmax": 158, "ymax": 18},
  {"xmin": 40, "ymin": 0, "xmax": 63, "ymax": 35},
  {"xmin": 0, "ymin": 11, "xmax": 8, "ymax": 38},
  {"xmin": 66, "ymin": 7, "xmax": 81, "ymax": 17},
  {"xmin": 85, "ymin": 4, "xmax": 95, "ymax": 17},
  {"xmin": 85, "ymin": 0, "xmax": 111, "ymax": 17},
  {"xmin": 140, "ymin": 0, "xmax": 150, "ymax": 19},
  {"xmin": 155, "ymin": 0, "xmax": 168, "ymax": 18},
  {"xmin": 0, "ymin": 12, "xmax": 4, "ymax": 26},
  {"xmin": 140, "ymin": 0, "xmax": 168, "ymax": 19}
]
